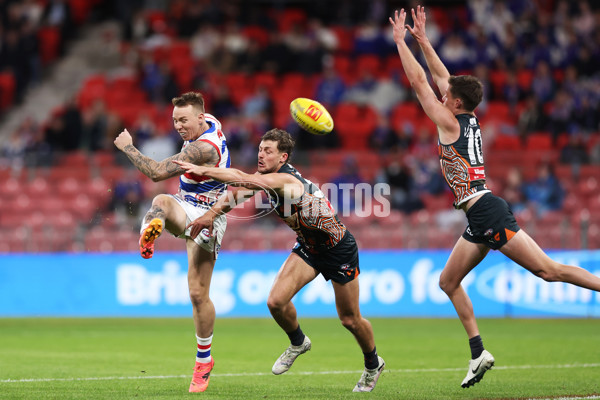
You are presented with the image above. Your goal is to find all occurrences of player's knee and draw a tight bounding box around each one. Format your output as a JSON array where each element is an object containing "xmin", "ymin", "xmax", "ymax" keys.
[
  {"xmin": 151, "ymin": 194, "xmax": 171, "ymax": 208},
  {"xmin": 189, "ymin": 289, "xmax": 209, "ymax": 309},
  {"xmin": 439, "ymin": 274, "xmax": 457, "ymax": 294},
  {"xmin": 266, "ymin": 294, "xmax": 284, "ymax": 313},
  {"xmin": 339, "ymin": 315, "xmax": 360, "ymax": 333},
  {"xmin": 535, "ymin": 264, "xmax": 562, "ymax": 282}
]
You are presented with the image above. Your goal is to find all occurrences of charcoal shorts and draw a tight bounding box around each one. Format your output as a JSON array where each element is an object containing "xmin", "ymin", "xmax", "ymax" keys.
[
  {"xmin": 462, "ymin": 192, "xmax": 521, "ymax": 250},
  {"xmin": 292, "ymin": 231, "xmax": 360, "ymax": 284}
]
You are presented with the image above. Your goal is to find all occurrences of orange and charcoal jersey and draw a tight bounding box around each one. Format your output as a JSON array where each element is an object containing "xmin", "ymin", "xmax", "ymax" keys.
[
  {"xmin": 267, "ymin": 163, "xmax": 347, "ymax": 254},
  {"xmin": 438, "ymin": 113, "xmax": 491, "ymax": 209}
]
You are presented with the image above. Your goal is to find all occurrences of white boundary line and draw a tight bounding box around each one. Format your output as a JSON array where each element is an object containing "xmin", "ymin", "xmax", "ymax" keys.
[{"xmin": 1, "ymin": 362, "xmax": 599, "ymax": 384}]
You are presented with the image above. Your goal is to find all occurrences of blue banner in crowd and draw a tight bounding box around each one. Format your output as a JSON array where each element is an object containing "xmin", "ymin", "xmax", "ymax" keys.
[{"xmin": 1, "ymin": 250, "xmax": 599, "ymax": 317}]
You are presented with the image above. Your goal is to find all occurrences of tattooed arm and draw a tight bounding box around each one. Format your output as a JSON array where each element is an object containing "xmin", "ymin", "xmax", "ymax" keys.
[{"xmin": 114, "ymin": 129, "xmax": 219, "ymax": 182}]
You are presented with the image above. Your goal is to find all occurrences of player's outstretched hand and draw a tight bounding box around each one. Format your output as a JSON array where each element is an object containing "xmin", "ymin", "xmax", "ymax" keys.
[
  {"xmin": 187, "ymin": 214, "xmax": 214, "ymax": 241},
  {"xmin": 173, "ymin": 160, "xmax": 207, "ymax": 176},
  {"xmin": 407, "ymin": 5, "xmax": 428, "ymax": 43},
  {"xmin": 389, "ymin": 9, "xmax": 409, "ymax": 44}
]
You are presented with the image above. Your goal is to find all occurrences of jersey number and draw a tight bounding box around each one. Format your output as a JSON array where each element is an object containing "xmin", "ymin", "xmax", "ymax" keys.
[{"xmin": 467, "ymin": 127, "xmax": 484, "ymax": 165}]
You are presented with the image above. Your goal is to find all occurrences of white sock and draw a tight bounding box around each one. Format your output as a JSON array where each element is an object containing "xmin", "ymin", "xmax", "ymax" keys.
[{"xmin": 196, "ymin": 334, "xmax": 213, "ymax": 364}]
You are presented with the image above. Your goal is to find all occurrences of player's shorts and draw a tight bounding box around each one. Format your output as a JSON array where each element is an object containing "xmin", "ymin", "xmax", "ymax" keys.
[
  {"xmin": 462, "ymin": 192, "xmax": 520, "ymax": 250},
  {"xmin": 169, "ymin": 193, "xmax": 227, "ymax": 258},
  {"xmin": 292, "ymin": 231, "xmax": 360, "ymax": 284}
]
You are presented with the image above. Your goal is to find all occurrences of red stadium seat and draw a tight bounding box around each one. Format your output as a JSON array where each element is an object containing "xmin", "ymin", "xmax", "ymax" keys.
[
  {"xmin": 0, "ymin": 72, "xmax": 16, "ymax": 109},
  {"xmin": 525, "ymin": 133, "xmax": 553, "ymax": 150},
  {"xmin": 242, "ymin": 26, "xmax": 270, "ymax": 48},
  {"xmin": 491, "ymin": 135, "xmax": 522, "ymax": 151},
  {"xmin": 38, "ymin": 27, "xmax": 61, "ymax": 65},
  {"xmin": 333, "ymin": 103, "xmax": 378, "ymax": 149}
]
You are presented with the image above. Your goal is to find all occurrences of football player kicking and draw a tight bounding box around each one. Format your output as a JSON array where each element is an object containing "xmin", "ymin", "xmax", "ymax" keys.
[{"xmin": 173, "ymin": 128, "xmax": 385, "ymax": 392}]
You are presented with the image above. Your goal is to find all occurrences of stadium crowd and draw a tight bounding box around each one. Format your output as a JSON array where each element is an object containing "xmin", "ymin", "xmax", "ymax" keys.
[{"xmin": 0, "ymin": 0, "xmax": 599, "ymax": 252}]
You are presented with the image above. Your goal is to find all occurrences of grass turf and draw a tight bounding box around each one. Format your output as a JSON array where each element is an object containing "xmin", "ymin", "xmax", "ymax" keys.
[{"xmin": 0, "ymin": 318, "xmax": 599, "ymax": 399}]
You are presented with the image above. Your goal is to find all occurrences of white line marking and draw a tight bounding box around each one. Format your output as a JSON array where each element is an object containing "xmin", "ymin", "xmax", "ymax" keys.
[{"xmin": 1, "ymin": 363, "xmax": 599, "ymax": 384}]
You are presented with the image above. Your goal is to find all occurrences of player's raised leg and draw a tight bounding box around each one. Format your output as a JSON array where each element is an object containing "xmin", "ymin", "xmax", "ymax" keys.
[
  {"xmin": 332, "ymin": 279, "xmax": 385, "ymax": 392},
  {"xmin": 501, "ymin": 230, "xmax": 600, "ymax": 291},
  {"xmin": 139, "ymin": 194, "xmax": 183, "ymax": 259},
  {"xmin": 268, "ymin": 253, "xmax": 318, "ymax": 375}
]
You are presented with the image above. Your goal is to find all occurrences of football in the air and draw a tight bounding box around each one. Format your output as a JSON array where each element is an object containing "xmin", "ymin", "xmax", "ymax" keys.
[{"xmin": 289, "ymin": 98, "xmax": 334, "ymax": 135}]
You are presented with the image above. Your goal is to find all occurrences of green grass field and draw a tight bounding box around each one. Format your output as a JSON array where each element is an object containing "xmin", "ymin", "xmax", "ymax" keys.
[{"xmin": 0, "ymin": 318, "xmax": 599, "ymax": 399}]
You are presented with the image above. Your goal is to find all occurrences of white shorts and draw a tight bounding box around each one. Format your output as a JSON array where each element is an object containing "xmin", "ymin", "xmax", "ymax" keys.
[{"xmin": 169, "ymin": 193, "xmax": 227, "ymax": 258}]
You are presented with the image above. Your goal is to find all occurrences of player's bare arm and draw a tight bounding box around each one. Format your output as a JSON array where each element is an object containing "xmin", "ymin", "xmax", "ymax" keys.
[
  {"xmin": 406, "ymin": 6, "xmax": 451, "ymax": 95},
  {"xmin": 114, "ymin": 129, "xmax": 219, "ymax": 182},
  {"xmin": 173, "ymin": 160, "xmax": 304, "ymax": 200},
  {"xmin": 390, "ymin": 9, "xmax": 459, "ymax": 143}
]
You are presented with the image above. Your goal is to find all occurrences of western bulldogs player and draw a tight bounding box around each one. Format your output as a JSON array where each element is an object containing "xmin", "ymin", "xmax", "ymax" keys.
[{"xmin": 114, "ymin": 92, "xmax": 229, "ymax": 393}]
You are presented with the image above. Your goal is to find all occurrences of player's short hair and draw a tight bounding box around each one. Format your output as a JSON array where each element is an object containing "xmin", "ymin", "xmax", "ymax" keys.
[
  {"xmin": 448, "ymin": 75, "xmax": 483, "ymax": 112},
  {"xmin": 261, "ymin": 129, "xmax": 295, "ymax": 160},
  {"xmin": 172, "ymin": 92, "xmax": 205, "ymax": 113}
]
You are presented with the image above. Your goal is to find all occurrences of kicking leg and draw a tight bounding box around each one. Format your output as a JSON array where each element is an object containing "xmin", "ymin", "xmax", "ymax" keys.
[{"xmin": 139, "ymin": 194, "xmax": 187, "ymax": 259}]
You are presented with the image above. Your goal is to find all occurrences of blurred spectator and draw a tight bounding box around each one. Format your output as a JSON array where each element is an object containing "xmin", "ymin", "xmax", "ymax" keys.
[
  {"xmin": 330, "ymin": 156, "xmax": 364, "ymax": 214},
  {"xmin": 376, "ymin": 159, "xmax": 423, "ymax": 213},
  {"xmin": 308, "ymin": 19, "xmax": 338, "ymax": 52},
  {"xmin": 547, "ymin": 89, "xmax": 575, "ymax": 140},
  {"xmin": 190, "ymin": 25, "xmax": 220, "ymax": 67},
  {"xmin": 42, "ymin": 0, "xmax": 74, "ymax": 55},
  {"xmin": 523, "ymin": 162, "xmax": 564, "ymax": 216},
  {"xmin": 344, "ymin": 70, "xmax": 405, "ymax": 115},
  {"xmin": 217, "ymin": 21, "xmax": 249, "ymax": 72},
  {"xmin": 590, "ymin": 137, "xmax": 600, "ymax": 165},
  {"xmin": 110, "ymin": 168, "xmax": 145, "ymax": 228},
  {"xmin": 61, "ymin": 98, "xmax": 84, "ymax": 150},
  {"xmin": 529, "ymin": 32, "xmax": 553, "ymax": 68},
  {"xmin": 238, "ymin": 40, "xmax": 263, "ymax": 74},
  {"xmin": 353, "ymin": 21, "xmax": 387, "ymax": 57},
  {"xmin": 210, "ymin": 86, "xmax": 237, "ymax": 118},
  {"xmin": 531, "ymin": 61, "xmax": 555, "ymax": 103},
  {"xmin": 369, "ymin": 114, "xmax": 400, "ymax": 152},
  {"xmin": 314, "ymin": 66, "xmax": 346, "ymax": 109},
  {"xmin": 43, "ymin": 101, "xmax": 82, "ymax": 152},
  {"xmin": 439, "ymin": 33, "xmax": 472, "ymax": 72},
  {"xmin": 241, "ymin": 85, "xmax": 272, "ymax": 120},
  {"xmin": 410, "ymin": 127, "xmax": 438, "ymax": 160},
  {"xmin": 502, "ymin": 167, "xmax": 526, "ymax": 214},
  {"xmin": 412, "ymin": 157, "xmax": 447, "ymax": 197},
  {"xmin": 502, "ymin": 70, "xmax": 525, "ymax": 112},
  {"xmin": 81, "ymin": 99, "xmax": 108, "ymax": 151},
  {"xmin": 262, "ymin": 32, "xmax": 292, "ymax": 74},
  {"xmin": 560, "ymin": 134, "xmax": 589, "ymax": 165},
  {"xmin": 1, "ymin": 29, "xmax": 30, "ymax": 103},
  {"xmin": 573, "ymin": 45, "xmax": 596, "ymax": 78},
  {"xmin": 139, "ymin": 128, "xmax": 177, "ymax": 162},
  {"xmin": 468, "ymin": 24, "xmax": 500, "ymax": 67},
  {"xmin": 130, "ymin": 112, "xmax": 155, "ymax": 146},
  {"xmin": 139, "ymin": 56, "xmax": 178, "ymax": 104},
  {"xmin": 518, "ymin": 95, "xmax": 547, "ymax": 137},
  {"xmin": 472, "ymin": 63, "xmax": 491, "ymax": 110},
  {"xmin": 573, "ymin": 0, "xmax": 595, "ymax": 37}
]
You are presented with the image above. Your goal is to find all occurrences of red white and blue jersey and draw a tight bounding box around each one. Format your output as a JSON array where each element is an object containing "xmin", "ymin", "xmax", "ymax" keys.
[{"xmin": 179, "ymin": 113, "xmax": 230, "ymax": 207}]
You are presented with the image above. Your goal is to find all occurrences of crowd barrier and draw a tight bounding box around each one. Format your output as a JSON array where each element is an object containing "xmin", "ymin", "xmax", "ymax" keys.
[{"xmin": 1, "ymin": 250, "xmax": 599, "ymax": 317}]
